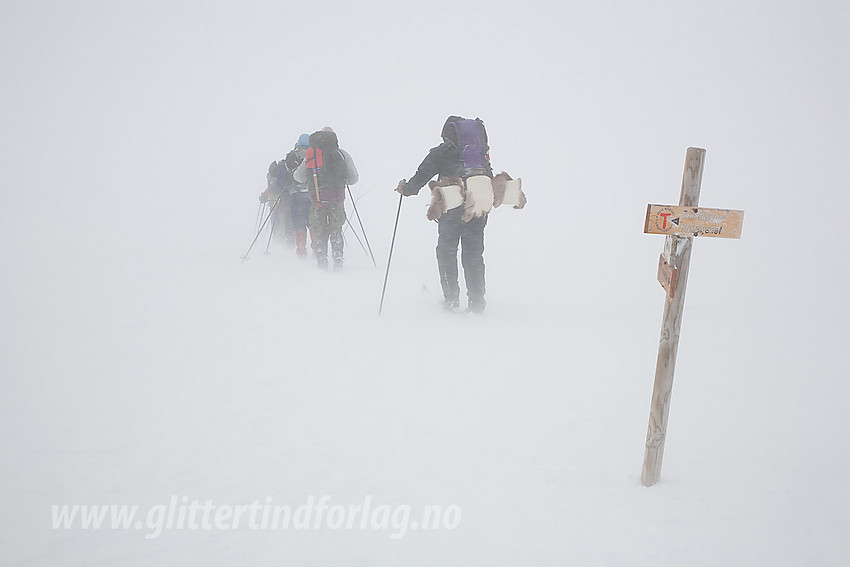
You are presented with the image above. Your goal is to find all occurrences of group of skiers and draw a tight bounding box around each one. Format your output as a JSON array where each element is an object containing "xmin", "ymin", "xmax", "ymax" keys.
[
  {"xmin": 257, "ymin": 116, "xmax": 525, "ymax": 314},
  {"xmin": 259, "ymin": 127, "xmax": 358, "ymax": 271}
]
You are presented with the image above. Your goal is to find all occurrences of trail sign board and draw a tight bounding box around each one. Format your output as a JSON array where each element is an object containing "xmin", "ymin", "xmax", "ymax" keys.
[
  {"xmin": 657, "ymin": 254, "xmax": 679, "ymax": 299},
  {"xmin": 644, "ymin": 205, "xmax": 744, "ymax": 238}
]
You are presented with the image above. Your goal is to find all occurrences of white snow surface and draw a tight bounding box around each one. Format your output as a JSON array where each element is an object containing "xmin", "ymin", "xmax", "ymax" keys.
[{"xmin": 2, "ymin": 1, "xmax": 849, "ymax": 565}]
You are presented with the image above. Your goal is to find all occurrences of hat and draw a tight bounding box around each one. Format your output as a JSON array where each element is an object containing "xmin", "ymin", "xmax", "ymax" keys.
[
  {"xmin": 441, "ymin": 115, "xmax": 465, "ymax": 140},
  {"xmin": 296, "ymin": 133, "xmax": 310, "ymax": 148},
  {"xmin": 321, "ymin": 126, "xmax": 334, "ymax": 133}
]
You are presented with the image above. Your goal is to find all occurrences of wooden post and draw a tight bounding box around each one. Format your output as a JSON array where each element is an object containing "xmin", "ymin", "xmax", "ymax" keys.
[{"xmin": 641, "ymin": 147, "xmax": 705, "ymax": 487}]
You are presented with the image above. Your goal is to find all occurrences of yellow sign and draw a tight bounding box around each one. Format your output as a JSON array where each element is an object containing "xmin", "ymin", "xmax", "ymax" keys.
[{"xmin": 644, "ymin": 205, "xmax": 744, "ymax": 238}]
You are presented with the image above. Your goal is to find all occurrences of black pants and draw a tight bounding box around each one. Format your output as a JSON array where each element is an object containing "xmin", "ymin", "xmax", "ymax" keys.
[{"xmin": 436, "ymin": 207, "xmax": 487, "ymax": 303}]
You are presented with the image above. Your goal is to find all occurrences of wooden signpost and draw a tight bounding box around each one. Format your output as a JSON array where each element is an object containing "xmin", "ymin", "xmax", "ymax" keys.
[{"xmin": 641, "ymin": 147, "xmax": 744, "ymax": 487}]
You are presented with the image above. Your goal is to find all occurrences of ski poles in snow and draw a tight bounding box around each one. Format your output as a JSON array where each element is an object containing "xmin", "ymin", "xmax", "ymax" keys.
[
  {"xmin": 255, "ymin": 202, "xmax": 264, "ymax": 233},
  {"xmin": 242, "ymin": 194, "xmax": 282, "ymax": 263},
  {"xmin": 347, "ymin": 185, "xmax": 377, "ymax": 268},
  {"xmin": 344, "ymin": 216, "xmax": 369, "ymax": 257},
  {"xmin": 264, "ymin": 199, "xmax": 280, "ymax": 254},
  {"xmin": 379, "ymin": 183, "xmax": 405, "ymax": 316}
]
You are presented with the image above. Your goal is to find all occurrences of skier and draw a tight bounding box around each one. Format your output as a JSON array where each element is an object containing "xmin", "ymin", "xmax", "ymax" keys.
[
  {"xmin": 294, "ymin": 127, "xmax": 359, "ymax": 271},
  {"xmin": 397, "ymin": 115, "xmax": 494, "ymax": 313},
  {"xmin": 284, "ymin": 134, "xmax": 312, "ymax": 258},
  {"xmin": 258, "ymin": 158, "xmax": 294, "ymax": 246}
]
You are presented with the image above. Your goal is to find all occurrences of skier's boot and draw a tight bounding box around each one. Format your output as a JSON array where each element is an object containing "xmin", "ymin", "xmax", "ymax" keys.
[
  {"xmin": 466, "ymin": 297, "xmax": 486, "ymax": 314},
  {"xmin": 295, "ymin": 230, "xmax": 308, "ymax": 258},
  {"xmin": 330, "ymin": 231, "xmax": 344, "ymax": 272},
  {"xmin": 315, "ymin": 240, "xmax": 329, "ymax": 271}
]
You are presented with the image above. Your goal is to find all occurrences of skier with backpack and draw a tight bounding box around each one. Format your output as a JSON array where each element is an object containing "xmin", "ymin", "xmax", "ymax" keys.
[
  {"xmin": 396, "ymin": 115, "xmax": 496, "ymax": 313},
  {"xmin": 284, "ymin": 134, "xmax": 312, "ymax": 258},
  {"xmin": 258, "ymin": 158, "xmax": 294, "ymax": 246},
  {"xmin": 293, "ymin": 127, "xmax": 359, "ymax": 271}
]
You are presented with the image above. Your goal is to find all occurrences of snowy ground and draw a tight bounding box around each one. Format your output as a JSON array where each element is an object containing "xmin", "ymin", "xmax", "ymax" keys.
[
  {"xmin": 2, "ymin": 1, "xmax": 849, "ymax": 565},
  {"xmin": 2, "ymin": 180, "xmax": 849, "ymax": 565}
]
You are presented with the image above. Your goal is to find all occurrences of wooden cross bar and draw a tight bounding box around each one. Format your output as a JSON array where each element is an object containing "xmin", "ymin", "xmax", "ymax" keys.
[{"xmin": 640, "ymin": 147, "xmax": 744, "ymax": 487}]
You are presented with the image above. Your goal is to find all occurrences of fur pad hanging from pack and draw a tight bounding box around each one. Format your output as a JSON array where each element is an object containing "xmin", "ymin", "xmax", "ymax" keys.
[
  {"xmin": 462, "ymin": 175, "xmax": 495, "ymax": 222},
  {"xmin": 427, "ymin": 177, "xmax": 464, "ymax": 221},
  {"xmin": 492, "ymin": 171, "xmax": 527, "ymax": 209}
]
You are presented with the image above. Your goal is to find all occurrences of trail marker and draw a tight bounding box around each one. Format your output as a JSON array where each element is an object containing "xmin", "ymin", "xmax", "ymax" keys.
[
  {"xmin": 645, "ymin": 204, "xmax": 744, "ymax": 238},
  {"xmin": 641, "ymin": 147, "xmax": 744, "ymax": 487}
]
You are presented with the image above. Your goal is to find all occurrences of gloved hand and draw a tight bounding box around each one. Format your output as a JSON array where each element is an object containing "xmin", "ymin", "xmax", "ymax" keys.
[
  {"xmin": 394, "ymin": 179, "xmax": 407, "ymax": 194},
  {"xmin": 259, "ymin": 190, "xmax": 269, "ymax": 203}
]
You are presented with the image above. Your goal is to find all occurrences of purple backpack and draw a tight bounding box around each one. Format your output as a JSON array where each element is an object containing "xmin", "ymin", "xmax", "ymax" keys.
[{"xmin": 446, "ymin": 117, "xmax": 491, "ymax": 176}]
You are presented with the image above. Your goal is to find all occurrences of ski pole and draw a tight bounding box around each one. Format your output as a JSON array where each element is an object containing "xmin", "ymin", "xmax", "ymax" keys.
[
  {"xmin": 242, "ymin": 194, "xmax": 282, "ymax": 262},
  {"xmin": 264, "ymin": 199, "xmax": 280, "ymax": 254},
  {"xmin": 378, "ymin": 186, "xmax": 404, "ymax": 316},
  {"xmin": 345, "ymin": 215, "xmax": 368, "ymax": 257},
  {"xmin": 347, "ymin": 185, "xmax": 377, "ymax": 268},
  {"xmin": 255, "ymin": 201, "xmax": 264, "ymax": 232},
  {"xmin": 307, "ymin": 146, "xmax": 322, "ymax": 205}
]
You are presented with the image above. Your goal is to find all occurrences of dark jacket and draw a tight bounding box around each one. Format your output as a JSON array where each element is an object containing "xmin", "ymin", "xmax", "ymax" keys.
[
  {"xmin": 403, "ymin": 141, "xmax": 466, "ymax": 196},
  {"xmin": 403, "ymin": 139, "xmax": 493, "ymax": 196}
]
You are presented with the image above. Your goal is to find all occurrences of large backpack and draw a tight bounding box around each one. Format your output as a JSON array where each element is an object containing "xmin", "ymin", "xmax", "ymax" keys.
[
  {"xmin": 267, "ymin": 160, "xmax": 280, "ymax": 186},
  {"xmin": 305, "ymin": 130, "xmax": 347, "ymax": 192},
  {"xmin": 443, "ymin": 117, "xmax": 491, "ymax": 178},
  {"xmin": 267, "ymin": 160, "xmax": 293, "ymax": 193}
]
